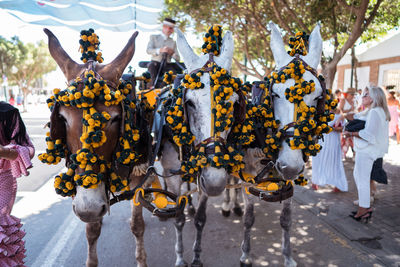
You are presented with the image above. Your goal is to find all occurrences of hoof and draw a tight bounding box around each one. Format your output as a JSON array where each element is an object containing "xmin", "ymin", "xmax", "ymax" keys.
[
  {"xmin": 233, "ymin": 206, "xmax": 243, "ymax": 216},
  {"xmin": 221, "ymin": 209, "xmax": 231, "ymax": 217},
  {"xmin": 187, "ymin": 206, "xmax": 196, "ymax": 217},
  {"xmin": 175, "ymin": 263, "xmax": 188, "ymax": 267},
  {"xmin": 190, "ymin": 260, "xmax": 203, "ymax": 267},
  {"xmin": 240, "ymin": 261, "xmax": 252, "ymax": 267}
]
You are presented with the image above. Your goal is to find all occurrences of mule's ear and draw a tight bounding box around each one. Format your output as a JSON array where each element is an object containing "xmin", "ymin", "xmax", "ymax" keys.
[
  {"xmin": 50, "ymin": 102, "xmax": 66, "ymax": 141},
  {"xmin": 44, "ymin": 28, "xmax": 81, "ymax": 81},
  {"xmin": 99, "ymin": 31, "xmax": 139, "ymax": 84},
  {"xmin": 302, "ymin": 24, "xmax": 322, "ymax": 69},
  {"xmin": 176, "ymin": 28, "xmax": 199, "ymax": 72},
  {"xmin": 269, "ymin": 23, "xmax": 292, "ymax": 69},
  {"xmin": 218, "ymin": 30, "xmax": 234, "ymax": 71}
]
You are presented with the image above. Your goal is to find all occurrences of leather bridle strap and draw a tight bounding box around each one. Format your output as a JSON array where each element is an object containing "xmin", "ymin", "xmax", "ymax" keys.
[
  {"xmin": 109, "ymin": 101, "xmax": 168, "ymax": 205},
  {"xmin": 189, "ymin": 53, "xmax": 215, "ymax": 75},
  {"xmin": 268, "ymin": 55, "xmax": 327, "ymax": 117}
]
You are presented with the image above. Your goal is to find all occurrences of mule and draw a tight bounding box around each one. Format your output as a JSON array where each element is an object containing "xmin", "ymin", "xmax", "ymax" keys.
[
  {"xmin": 237, "ymin": 23, "xmax": 325, "ymax": 267},
  {"xmin": 44, "ymin": 29, "xmax": 150, "ymax": 267},
  {"xmin": 158, "ymin": 28, "xmax": 244, "ymax": 267}
]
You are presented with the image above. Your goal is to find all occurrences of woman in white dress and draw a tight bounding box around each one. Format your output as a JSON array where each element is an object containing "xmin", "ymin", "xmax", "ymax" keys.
[
  {"xmin": 312, "ymin": 109, "xmax": 348, "ymax": 192},
  {"xmin": 343, "ymin": 86, "xmax": 390, "ymax": 223}
]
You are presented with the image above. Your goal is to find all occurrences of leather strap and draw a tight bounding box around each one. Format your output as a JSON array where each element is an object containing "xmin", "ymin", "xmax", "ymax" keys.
[
  {"xmin": 248, "ymin": 182, "xmax": 293, "ymax": 202},
  {"xmin": 137, "ymin": 188, "xmax": 186, "ymax": 219}
]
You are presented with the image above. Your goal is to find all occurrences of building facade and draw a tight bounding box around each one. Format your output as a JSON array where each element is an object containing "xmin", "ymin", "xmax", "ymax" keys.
[{"xmin": 333, "ymin": 33, "xmax": 400, "ymax": 92}]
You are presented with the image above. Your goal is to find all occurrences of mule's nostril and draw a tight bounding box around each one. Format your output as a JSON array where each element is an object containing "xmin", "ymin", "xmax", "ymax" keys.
[
  {"xmin": 298, "ymin": 165, "xmax": 305, "ymax": 175},
  {"xmin": 99, "ymin": 205, "xmax": 107, "ymax": 217}
]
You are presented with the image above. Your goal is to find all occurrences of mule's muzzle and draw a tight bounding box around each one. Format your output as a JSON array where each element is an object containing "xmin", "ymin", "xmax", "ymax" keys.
[
  {"xmin": 199, "ymin": 168, "xmax": 227, "ymax": 197},
  {"xmin": 275, "ymin": 160, "xmax": 304, "ymax": 180},
  {"xmin": 72, "ymin": 202, "xmax": 108, "ymax": 223},
  {"xmin": 72, "ymin": 185, "xmax": 109, "ymax": 223}
]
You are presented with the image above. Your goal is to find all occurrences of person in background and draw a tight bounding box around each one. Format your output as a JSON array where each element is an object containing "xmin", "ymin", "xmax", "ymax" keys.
[
  {"xmin": 343, "ymin": 86, "xmax": 390, "ymax": 223},
  {"xmin": 16, "ymin": 94, "xmax": 23, "ymax": 110},
  {"xmin": 146, "ymin": 18, "xmax": 181, "ymax": 88},
  {"xmin": 387, "ymin": 90, "xmax": 400, "ymax": 144},
  {"xmin": 8, "ymin": 94, "xmax": 15, "ymax": 106},
  {"xmin": 334, "ymin": 89, "xmax": 342, "ymax": 100},
  {"xmin": 0, "ymin": 101, "xmax": 35, "ymax": 265},
  {"xmin": 355, "ymin": 88, "xmax": 363, "ymax": 111},
  {"xmin": 312, "ymin": 105, "xmax": 348, "ymax": 192},
  {"xmin": 338, "ymin": 88, "xmax": 356, "ymax": 159}
]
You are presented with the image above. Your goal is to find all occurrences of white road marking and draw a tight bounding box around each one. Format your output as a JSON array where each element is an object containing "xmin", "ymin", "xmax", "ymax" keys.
[
  {"xmin": 30, "ymin": 209, "xmax": 83, "ymax": 267},
  {"xmin": 29, "ymin": 134, "xmax": 48, "ymax": 138},
  {"xmin": 14, "ymin": 167, "xmax": 84, "ymax": 267}
]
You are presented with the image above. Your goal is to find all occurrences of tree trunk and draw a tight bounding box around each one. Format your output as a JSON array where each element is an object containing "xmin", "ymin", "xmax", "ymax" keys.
[{"xmin": 322, "ymin": 62, "xmax": 338, "ymax": 90}]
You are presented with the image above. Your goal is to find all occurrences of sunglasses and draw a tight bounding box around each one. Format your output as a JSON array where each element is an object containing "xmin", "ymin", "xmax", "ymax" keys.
[{"xmin": 362, "ymin": 93, "xmax": 370, "ymax": 97}]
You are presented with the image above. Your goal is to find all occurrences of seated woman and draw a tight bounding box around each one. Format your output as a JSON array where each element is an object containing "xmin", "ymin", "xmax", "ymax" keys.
[
  {"xmin": 342, "ymin": 86, "xmax": 390, "ymax": 223},
  {"xmin": 0, "ymin": 101, "xmax": 35, "ymax": 265}
]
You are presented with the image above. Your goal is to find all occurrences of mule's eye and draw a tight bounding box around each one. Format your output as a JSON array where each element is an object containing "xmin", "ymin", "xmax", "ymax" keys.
[
  {"xmin": 186, "ymin": 100, "xmax": 195, "ymax": 109},
  {"xmin": 58, "ymin": 115, "xmax": 66, "ymax": 124},
  {"xmin": 111, "ymin": 115, "xmax": 121, "ymax": 124}
]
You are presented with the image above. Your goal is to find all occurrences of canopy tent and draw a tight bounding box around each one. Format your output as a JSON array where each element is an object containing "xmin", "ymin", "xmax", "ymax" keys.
[{"xmin": 0, "ymin": 0, "xmax": 163, "ymax": 32}]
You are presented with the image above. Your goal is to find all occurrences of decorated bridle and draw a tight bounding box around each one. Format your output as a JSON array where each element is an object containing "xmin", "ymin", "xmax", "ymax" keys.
[
  {"xmin": 38, "ymin": 29, "xmax": 146, "ymax": 198},
  {"xmin": 161, "ymin": 25, "xmax": 249, "ymax": 184},
  {"xmin": 234, "ymin": 31, "xmax": 338, "ymax": 201}
]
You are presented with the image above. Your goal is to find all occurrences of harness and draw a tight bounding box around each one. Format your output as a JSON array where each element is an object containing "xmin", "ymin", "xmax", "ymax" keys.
[
  {"xmin": 236, "ymin": 55, "xmax": 331, "ymax": 202},
  {"xmin": 41, "ymin": 59, "xmax": 148, "ymax": 199}
]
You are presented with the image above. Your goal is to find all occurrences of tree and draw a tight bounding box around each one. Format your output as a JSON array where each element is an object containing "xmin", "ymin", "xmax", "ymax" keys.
[
  {"xmin": 164, "ymin": 0, "xmax": 400, "ymax": 87},
  {"xmin": 0, "ymin": 36, "xmax": 26, "ymax": 85},
  {"xmin": 7, "ymin": 40, "xmax": 57, "ymax": 110}
]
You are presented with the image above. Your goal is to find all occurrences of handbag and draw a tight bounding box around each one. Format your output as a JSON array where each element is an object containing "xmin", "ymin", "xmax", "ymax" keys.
[
  {"xmin": 370, "ymin": 158, "xmax": 388, "ymax": 184},
  {"xmin": 344, "ymin": 119, "xmax": 365, "ymax": 132}
]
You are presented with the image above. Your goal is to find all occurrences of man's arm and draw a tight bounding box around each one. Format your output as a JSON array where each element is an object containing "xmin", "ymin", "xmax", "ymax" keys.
[
  {"xmin": 172, "ymin": 42, "xmax": 180, "ymax": 62},
  {"xmin": 146, "ymin": 35, "xmax": 160, "ymax": 56}
]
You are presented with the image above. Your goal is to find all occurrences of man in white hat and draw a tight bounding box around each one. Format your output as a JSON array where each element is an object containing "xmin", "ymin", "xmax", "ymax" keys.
[{"xmin": 146, "ymin": 18, "xmax": 181, "ymax": 87}]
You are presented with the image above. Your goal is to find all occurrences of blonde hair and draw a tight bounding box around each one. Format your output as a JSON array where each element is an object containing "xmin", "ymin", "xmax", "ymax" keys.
[{"xmin": 364, "ymin": 86, "xmax": 391, "ymax": 121}]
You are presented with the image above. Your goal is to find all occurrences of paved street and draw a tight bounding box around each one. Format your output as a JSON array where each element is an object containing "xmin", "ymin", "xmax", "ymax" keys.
[{"xmin": 11, "ymin": 104, "xmax": 400, "ymax": 267}]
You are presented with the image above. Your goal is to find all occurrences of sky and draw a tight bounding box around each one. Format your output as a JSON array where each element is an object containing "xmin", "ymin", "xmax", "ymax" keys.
[{"xmin": 0, "ymin": 7, "xmax": 203, "ymax": 91}]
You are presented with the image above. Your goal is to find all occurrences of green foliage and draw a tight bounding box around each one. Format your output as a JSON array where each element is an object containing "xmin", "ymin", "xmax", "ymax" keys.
[
  {"xmin": 163, "ymin": 0, "xmax": 400, "ymax": 83},
  {"xmin": 0, "ymin": 36, "xmax": 26, "ymax": 83},
  {"xmin": 6, "ymin": 39, "xmax": 56, "ymax": 94}
]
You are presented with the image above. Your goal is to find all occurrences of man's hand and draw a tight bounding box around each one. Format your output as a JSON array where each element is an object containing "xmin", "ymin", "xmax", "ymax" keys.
[{"xmin": 160, "ymin": 46, "xmax": 174, "ymax": 55}]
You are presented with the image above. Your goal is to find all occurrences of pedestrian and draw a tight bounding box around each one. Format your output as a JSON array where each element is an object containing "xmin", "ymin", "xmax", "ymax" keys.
[
  {"xmin": 0, "ymin": 101, "xmax": 35, "ymax": 265},
  {"xmin": 387, "ymin": 90, "xmax": 399, "ymax": 144},
  {"xmin": 343, "ymin": 86, "xmax": 390, "ymax": 223},
  {"xmin": 312, "ymin": 107, "xmax": 348, "ymax": 192},
  {"xmin": 334, "ymin": 89, "xmax": 342, "ymax": 100},
  {"xmin": 16, "ymin": 94, "xmax": 23, "ymax": 107},
  {"xmin": 8, "ymin": 95, "xmax": 15, "ymax": 106},
  {"xmin": 338, "ymin": 88, "xmax": 356, "ymax": 159}
]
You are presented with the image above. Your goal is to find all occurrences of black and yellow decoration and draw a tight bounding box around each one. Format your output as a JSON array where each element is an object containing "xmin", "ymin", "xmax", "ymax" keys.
[
  {"xmin": 38, "ymin": 30, "xmax": 142, "ymax": 197},
  {"xmin": 233, "ymin": 31, "xmax": 337, "ymax": 188},
  {"xmin": 79, "ymin": 29, "xmax": 103, "ymax": 63},
  {"xmin": 163, "ymin": 25, "xmax": 252, "ymax": 182},
  {"xmin": 202, "ymin": 24, "xmax": 223, "ymax": 55},
  {"xmin": 288, "ymin": 31, "xmax": 309, "ymax": 57}
]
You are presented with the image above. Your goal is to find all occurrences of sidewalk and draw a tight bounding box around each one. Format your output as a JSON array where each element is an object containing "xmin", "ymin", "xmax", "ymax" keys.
[{"xmin": 296, "ymin": 138, "xmax": 400, "ymax": 266}]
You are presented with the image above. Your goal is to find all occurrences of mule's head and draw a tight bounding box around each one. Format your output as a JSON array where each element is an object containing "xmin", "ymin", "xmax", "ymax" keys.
[
  {"xmin": 176, "ymin": 29, "xmax": 240, "ymax": 196},
  {"xmin": 45, "ymin": 29, "xmax": 138, "ymax": 222},
  {"xmin": 269, "ymin": 23, "xmax": 323, "ymax": 180}
]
